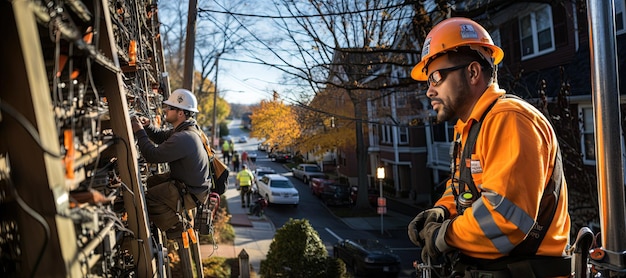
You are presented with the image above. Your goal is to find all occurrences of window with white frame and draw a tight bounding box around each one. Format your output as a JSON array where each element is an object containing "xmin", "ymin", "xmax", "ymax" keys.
[
  {"xmin": 580, "ymin": 106, "xmax": 596, "ymax": 164},
  {"xmin": 381, "ymin": 125, "xmax": 392, "ymax": 144},
  {"xmin": 616, "ymin": 0, "xmax": 626, "ymax": 34},
  {"xmin": 519, "ymin": 4, "xmax": 555, "ymax": 59},
  {"xmin": 399, "ymin": 127, "xmax": 409, "ymax": 144}
]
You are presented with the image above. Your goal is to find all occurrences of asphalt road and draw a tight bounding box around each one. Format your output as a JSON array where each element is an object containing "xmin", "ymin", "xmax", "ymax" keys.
[{"xmin": 227, "ymin": 119, "xmax": 419, "ymax": 277}]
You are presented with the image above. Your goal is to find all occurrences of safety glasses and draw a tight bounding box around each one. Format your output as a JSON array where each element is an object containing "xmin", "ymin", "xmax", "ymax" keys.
[
  {"xmin": 163, "ymin": 104, "xmax": 180, "ymax": 111},
  {"xmin": 427, "ymin": 64, "xmax": 470, "ymax": 87}
]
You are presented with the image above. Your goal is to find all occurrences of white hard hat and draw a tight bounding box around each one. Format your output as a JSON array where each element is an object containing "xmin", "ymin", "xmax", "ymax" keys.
[{"xmin": 163, "ymin": 89, "xmax": 199, "ymax": 112}]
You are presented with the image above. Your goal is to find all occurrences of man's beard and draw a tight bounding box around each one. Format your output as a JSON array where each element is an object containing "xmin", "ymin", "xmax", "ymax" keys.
[
  {"xmin": 435, "ymin": 105, "xmax": 453, "ymax": 123},
  {"xmin": 434, "ymin": 81, "xmax": 470, "ymax": 123}
]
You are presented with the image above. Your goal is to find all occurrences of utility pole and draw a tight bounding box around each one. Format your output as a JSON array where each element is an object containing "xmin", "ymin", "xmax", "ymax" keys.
[
  {"xmin": 182, "ymin": 0, "xmax": 197, "ymax": 90},
  {"xmin": 181, "ymin": 3, "xmax": 203, "ymax": 274},
  {"xmin": 212, "ymin": 53, "xmax": 220, "ymax": 148}
]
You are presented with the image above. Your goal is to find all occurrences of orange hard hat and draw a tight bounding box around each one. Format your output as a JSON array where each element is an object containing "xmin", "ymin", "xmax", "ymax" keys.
[{"xmin": 411, "ymin": 17, "xmax": 504, "ymax": 81}]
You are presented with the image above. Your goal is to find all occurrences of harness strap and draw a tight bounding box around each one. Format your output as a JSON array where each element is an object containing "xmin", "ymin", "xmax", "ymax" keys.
[
  {"xmin": 457, "ymin": 98, "xmax": 498, "ymax": 213},
  {"xmin": 458, "ymin": 94, "xmax": 564, "ymax": 255},
  {"xmin": 510, "ymin": 149, "xmax": 562, "ymax": 256},
  {"xmin": 187, "ymin": 125, "xmax": 220, "ymax": 195}
]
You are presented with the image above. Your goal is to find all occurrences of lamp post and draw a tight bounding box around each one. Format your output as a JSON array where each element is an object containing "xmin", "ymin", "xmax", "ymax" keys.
[{"xmin": 376, "ymin": 166, "xmax": 386, "ymax": 235}]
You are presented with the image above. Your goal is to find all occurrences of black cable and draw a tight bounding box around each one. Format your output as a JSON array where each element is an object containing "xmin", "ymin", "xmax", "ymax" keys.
[
  {"xmin": 0, "ymin": 99, "xmax": 63, "ymax": 158},
  {"xmin": 85, "ymin": 58, "xmax": 103, "ymax": 189},
  {"xmin": 1, "ymin": 171, "xmax": 50, "ymax": 278},
  {"xmin": 290, "ymin": 99, "xmax": 424, "ymax": 128},
  {"xmin": 115, "ymin": 136, "xmax": 151, "ymax": 277},
  {"xmin": 198, "ymin": 2, "xmax": 409, "ymax": 19}
]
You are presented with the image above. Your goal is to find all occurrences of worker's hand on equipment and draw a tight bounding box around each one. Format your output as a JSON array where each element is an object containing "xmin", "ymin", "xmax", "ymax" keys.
[
  {"xmin": 419, "ymin": 219, "xmax": 453, "ymax": 263},
  {"xmin": 408, "ymin": 207, "xmax": 446, "ymax": 246},
  {"xmin": 138, "ymin": 116, "xmax": 150, "ymax": 127},
  {"xmin": 130, "ymin": 116, "xmax": 144, "ymax": 132}
]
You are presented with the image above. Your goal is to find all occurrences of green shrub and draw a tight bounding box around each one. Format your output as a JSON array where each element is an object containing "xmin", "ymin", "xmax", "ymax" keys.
[
  {"xmin": 202, "ymin": 256, "xmax": 231, "ymax": 278},
  {"xmin": 219, "ymin": 122, "xmax": 230, "ymax": 138},
  {"xmin": 260, "ymin": 218, "xmax": 348, "ymax": 278}
]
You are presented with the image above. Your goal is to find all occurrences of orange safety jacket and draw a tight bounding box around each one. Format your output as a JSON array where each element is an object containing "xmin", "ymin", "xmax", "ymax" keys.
[{"xmin": 435, "ymin": 84, "xmax": 570, "ymax": 260}]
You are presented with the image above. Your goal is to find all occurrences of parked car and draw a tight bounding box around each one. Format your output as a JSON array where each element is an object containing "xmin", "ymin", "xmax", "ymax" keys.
[
  {"xmin": 291, "ymin": 163, "xmax": 326, "ymax": 184},
  {"xmin": 310, "ymin": 178, "xmax": 351, "ymax": 206},
  {"xmin": 252, "ymin": 167, "xmax": 276, "ymax": 195},
  {"xmin": 254, "ymin": 167, "xmax": 276, "ymax": 183},
  {"xmin": 257, "ymin": 143, "xmax": 269, "ymax": 151},
  {"xmin": 350, "ymin": 186, "xmax": 379, "ymax": 207},
  {"xmin": 310, "ymin": 178, "xmax": 335, "ymax": 196},
  {"xmin": 272, "ymin": 151, "xmax": 292, "ymax": 163},
  {"xmin": 333, "ymin": 239, "xmax": 401, "ymax": 277},
  {"xmin": 320, "ymin": 183, "xmax": 352, "ymax": 206},
  {"xmin": 256, "ymin": 174, "xmax": 299, "ymax": 206}
]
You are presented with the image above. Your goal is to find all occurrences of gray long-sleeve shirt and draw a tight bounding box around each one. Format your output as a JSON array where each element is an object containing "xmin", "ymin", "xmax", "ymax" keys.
[{"xmin": 134, "ymin": 120, "xmax": 210, "ymax": 195}]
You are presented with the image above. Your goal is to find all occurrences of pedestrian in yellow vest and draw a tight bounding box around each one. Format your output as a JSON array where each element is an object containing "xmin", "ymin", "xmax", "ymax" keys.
[{"xmin": 236, "ymin": 164, "xmax": 255, "ymax": 207}]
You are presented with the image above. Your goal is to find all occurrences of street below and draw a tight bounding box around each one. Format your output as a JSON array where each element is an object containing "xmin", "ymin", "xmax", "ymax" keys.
[{"xmin": 227, "ymin": 119, "xmax": 420, "ymax": 277}]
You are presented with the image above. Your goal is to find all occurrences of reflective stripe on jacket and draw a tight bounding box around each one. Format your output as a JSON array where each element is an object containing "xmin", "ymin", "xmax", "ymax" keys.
[{"xmin": 435, "ymin": 84, "xmax": 570, "ymax": 260}]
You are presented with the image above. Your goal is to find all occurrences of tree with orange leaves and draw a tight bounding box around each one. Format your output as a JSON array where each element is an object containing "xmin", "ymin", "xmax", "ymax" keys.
[{"xmin": 250, "ymin": 96, "xmax": 301, "ymax": 152}]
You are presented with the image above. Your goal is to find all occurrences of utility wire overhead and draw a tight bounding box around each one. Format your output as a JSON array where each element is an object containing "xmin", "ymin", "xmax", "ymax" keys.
[{"xmin": 198, "ymin": 2, "xmax": 410, "ymax": 19}]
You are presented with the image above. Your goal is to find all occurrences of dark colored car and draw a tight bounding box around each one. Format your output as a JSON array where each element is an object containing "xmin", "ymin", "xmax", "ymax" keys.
[
  {"xmin": 257, "ymin": 143, "xmax": 269, "ymax": 151},
  {"xmin": 320, "ymin": 183, "xmax": 352, "ymax": 206},
  {"xmin": 272, "ymin": 151, "xmax": 292, "ymax": 163},
  {"xmin": 333, "ymin": 239, "xmax": 401, "ymax": 277},
  {"xmin": 310, "ymin": 178, "xmax": 335, "ymax": 196},
  {"xmin": 310, "ymin": 178, "xmax": 352, "ymax": 206},
  {"xmin": 350, "ymin": 186, "xmax": 379, "ymax": 207}
]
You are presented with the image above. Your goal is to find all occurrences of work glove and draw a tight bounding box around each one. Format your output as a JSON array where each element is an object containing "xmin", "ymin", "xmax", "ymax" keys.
[
  {"xmin": 407, "ymin": 207, "xmax": 446, "ymax": 246},
  {"xmin": 419, "ymin": 219, "xmax": 453, "ymax": 263}
]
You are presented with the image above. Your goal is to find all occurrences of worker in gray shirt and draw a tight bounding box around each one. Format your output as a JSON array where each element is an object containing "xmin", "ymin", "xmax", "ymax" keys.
[{"xmin": 131, "ymin": 88, "xmax": 211, "ymax": 238}]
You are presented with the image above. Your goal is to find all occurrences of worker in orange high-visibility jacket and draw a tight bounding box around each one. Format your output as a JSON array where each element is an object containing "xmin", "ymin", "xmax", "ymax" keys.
[{"xmin": 407, "ymin": 17, "xmax": 571, "ymax": 277}]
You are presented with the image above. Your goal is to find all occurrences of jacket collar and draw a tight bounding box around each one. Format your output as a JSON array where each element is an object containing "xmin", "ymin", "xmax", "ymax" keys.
[
  {"xmin": 174, "ymin": 119, "xmax": 197, "ymax": 133},
  {"xmin": 461, "ymin": 84, "xmax": 505, "ymax": 125}
]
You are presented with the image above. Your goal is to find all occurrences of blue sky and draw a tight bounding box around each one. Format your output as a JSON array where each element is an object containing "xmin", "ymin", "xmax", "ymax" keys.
[{"xmin": 217, "ymin": 57, "xmax": 281, "ymax": 105}]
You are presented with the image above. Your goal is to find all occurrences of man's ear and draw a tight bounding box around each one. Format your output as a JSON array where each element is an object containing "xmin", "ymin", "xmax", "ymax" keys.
[{"xmin": 468, "ymin": 62, "xmax": 482, "ymax": 83}]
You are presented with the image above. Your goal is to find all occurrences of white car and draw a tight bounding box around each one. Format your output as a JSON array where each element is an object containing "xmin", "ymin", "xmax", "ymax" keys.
[
  {"xmin": 291, "ymin": 163, "xmax": 326, "ymax": 184},
  {"xmin": 256, "ymin": 174, "xmax": 299, "ymax": 206},
  {"xmin": 253, "ymin": 167, "xmax": 276, "ymax": 193},
  {"xmin": 255, "ymin": 167, "xmax": 276, "ymax": 181}
]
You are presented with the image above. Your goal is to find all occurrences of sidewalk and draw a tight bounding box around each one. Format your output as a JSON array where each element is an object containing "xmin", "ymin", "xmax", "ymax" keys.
[{"xmin": 200, "ymin": 173, "xmax": 274, "ymax": 273}]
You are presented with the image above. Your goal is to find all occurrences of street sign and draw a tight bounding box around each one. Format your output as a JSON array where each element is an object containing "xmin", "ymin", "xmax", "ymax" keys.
[
  {"xmin": 377, "ymin": 197, "xmax": 386, "ymax": 207},
  {"xmin": 377, "ymin": 206, "xmax": 387, "ymax": 214}
]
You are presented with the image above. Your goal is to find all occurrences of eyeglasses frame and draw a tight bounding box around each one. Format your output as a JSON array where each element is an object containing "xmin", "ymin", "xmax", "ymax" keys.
[
  {"xmin": 163, "ymin": 104, "xmax": 181, "ymax": 111},
  {"xmin": 427, "ymin": 63, "xmax": 471, "ymax": 87}
]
